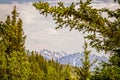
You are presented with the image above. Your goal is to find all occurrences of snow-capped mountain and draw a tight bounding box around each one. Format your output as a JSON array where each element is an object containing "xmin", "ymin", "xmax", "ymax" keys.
[
  {"xmin": 39, "ymin": 49, "xmax": 108, "ymax": 70},
  {"xmin": 58, "ymin": 52, "xmax": 108, "ymax": 70},
  {"xmin": 40, "ymin": 49, "xmax": 67, "ymax": 60}
]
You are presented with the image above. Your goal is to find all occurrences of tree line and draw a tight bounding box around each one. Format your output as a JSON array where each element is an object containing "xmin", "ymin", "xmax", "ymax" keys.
[{"xmin": 0, "ymin": 0, "xmax": 120, "ymax": 79}]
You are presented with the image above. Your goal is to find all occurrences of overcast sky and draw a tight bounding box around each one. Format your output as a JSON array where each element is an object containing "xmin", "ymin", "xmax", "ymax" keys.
[{"xmin": 0, "ymin": 0, "xmax": 119, "ymax": 55}]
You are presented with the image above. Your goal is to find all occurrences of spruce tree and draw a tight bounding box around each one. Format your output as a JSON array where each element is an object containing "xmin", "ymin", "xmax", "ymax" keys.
[
  {"xmin": 0, "ymin": 6, "xmax": 26, "ymax": 54},
  {"xmin": 28, "ymin": 52, "xmax": 45, "ymax": 80},
  {"xmin": 6, "ymin": 51, "xmax": 31, "ymax": 80},
  {"xmin": 0, "ymin": 42, "xmax": 7, "ymax": 79},
  {"xmin": 61, "ymin": 64, "xmax": 75, "ymax": 80},
  {"xmin": 0, "ymin": 6, "xmax": 31, "ymax": 79},
  {"xmin": 75, "ymin": 41, "xmax": 96, "ymax": 80},
  {"xmin": 33, "ymin": 0, "xmax": 120, "ymax": 79},
  {"xmin": 33, "ymin": 0, "xmax": 120, "ymax": 53}
]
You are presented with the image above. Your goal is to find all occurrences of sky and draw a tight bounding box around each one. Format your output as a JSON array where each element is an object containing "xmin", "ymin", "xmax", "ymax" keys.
[{"xmin": 0, "ymin": 0, "xmax": 119, "ymax": 55}]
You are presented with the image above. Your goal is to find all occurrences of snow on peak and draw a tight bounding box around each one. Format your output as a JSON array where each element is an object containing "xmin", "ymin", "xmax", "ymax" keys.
[
  {"xmin": 39, "ymin": 49, "xmax": 108, "ymax": 70},
  {"xmin": 40, "ymin": 49, "xmax": 67, "ymax": 60}
]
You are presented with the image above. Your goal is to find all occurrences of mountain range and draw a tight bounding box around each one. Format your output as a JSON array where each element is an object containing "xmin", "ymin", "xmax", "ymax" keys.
[{"xmin": 39, "ymin": 49, "xmax": 108, "ymax": 70}]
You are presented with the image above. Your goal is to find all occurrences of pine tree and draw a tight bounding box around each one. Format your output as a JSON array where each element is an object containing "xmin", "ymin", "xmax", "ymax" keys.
[
  {"xmin": 0, "ymin": 42, "xmax": 7, "ymax": 79},
  {"xmin": 33, "ymin": 0, "xmax": 120, "ymax": 79},
  {"xmin": 28, "ymin": 52, "xmax": 45, "ymax": 80},
  {"xmin": 114, "ymin": 0, "xmax": 120, "ymax": 3},
  {"xmin": 0, "ymin": 6, "xmax": 26, "ymax": 55},
  {"xmin": 75, "ymin": 41, "xmax": 96, "ymax": 80},
  {"xmin": 33, "ymin": 0, "xmax": 120, "ymax": 53},
  {"xmin": 6, "ymin": 51, "xmax": 31, "ymax": 80},
  {"xmin": 0, "ymin": 6, "xmax": 31, "ymax": 79},
  {"xmin": 62, "ymin": 64, "xmax": 73, "ymax": 80}
]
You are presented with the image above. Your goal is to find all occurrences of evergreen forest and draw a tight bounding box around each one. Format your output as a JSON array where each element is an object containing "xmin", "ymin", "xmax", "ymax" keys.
[{"xmin": 0, "ymin": 0, "xmax": 120, "ymax": 80}]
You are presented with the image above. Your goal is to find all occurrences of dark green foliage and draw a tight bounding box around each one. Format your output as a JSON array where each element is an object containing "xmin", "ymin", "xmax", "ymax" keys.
[
  {"xmin": 91, "ymin": 64, "xmax": 120, "ymax": 80},
  {"xmin": 0, "ymin": 0, "xmax": 120, "ymax": 79},
  {"xmin": 33, "ymin": 0, "xmax": 120, "ymax": 79},
  {"xmin": 28, "ymin": 52, "xmax": 45, "ymax": 80},
  {"xmin": 61, "ymin": 65, "xmax": 72, "ymax": 80},
  {"xmin": 0, "ymin": 6, "xmax": 26, "ymax": 55},
  {"xmin": 0, "ymin": 6, "xmax": 31, "ymax": 80},
  {"xmin": 6, "ymin": 51, "xmax": 31, "ymax": 80},
  {"xmin": 33, "ymin": 0, "xmax": 120, "ymax": 53},
  {"xmin": 75, "ymin": 42, "xmax": 96, "ymax": 80},
  {"xmin": 0, "ymin": 6, "xmax": 79, "ymax": 80},
  {"xmin": 91, "ymin": 51, "xmax": 120, "ymax": 80},
  {"xmin": 114, "ymin": 0, "xmax": 120, "ymax": 4},
  {"xmin": 27, "ymin": 51, "xmax": 74, "ymax": 80},
  {"xmin": 0, "ymin": 43, "xmax": 7, "ymax": 79}
]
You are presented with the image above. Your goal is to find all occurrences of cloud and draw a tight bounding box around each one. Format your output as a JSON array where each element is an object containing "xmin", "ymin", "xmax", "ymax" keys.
[
  {"xmin": 0, "ymin": 0, "xmax": 39, "ymax": 4},
  {"xmin": 0, "ymin": 1, "xmax": 119, "ymax": 55},
  {"xmin": 0, "ymin": 2, "xmax": 83, "ymax": 53},
  {"xmin": 91, "ymin": 1, "xmax": 119, "ymax": 10}
]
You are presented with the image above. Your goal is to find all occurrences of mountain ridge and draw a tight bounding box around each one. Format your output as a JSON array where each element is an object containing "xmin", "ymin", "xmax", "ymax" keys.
[{"xmin": 39, "ymin": 49, "xmax": 108, "ymax": 70}]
